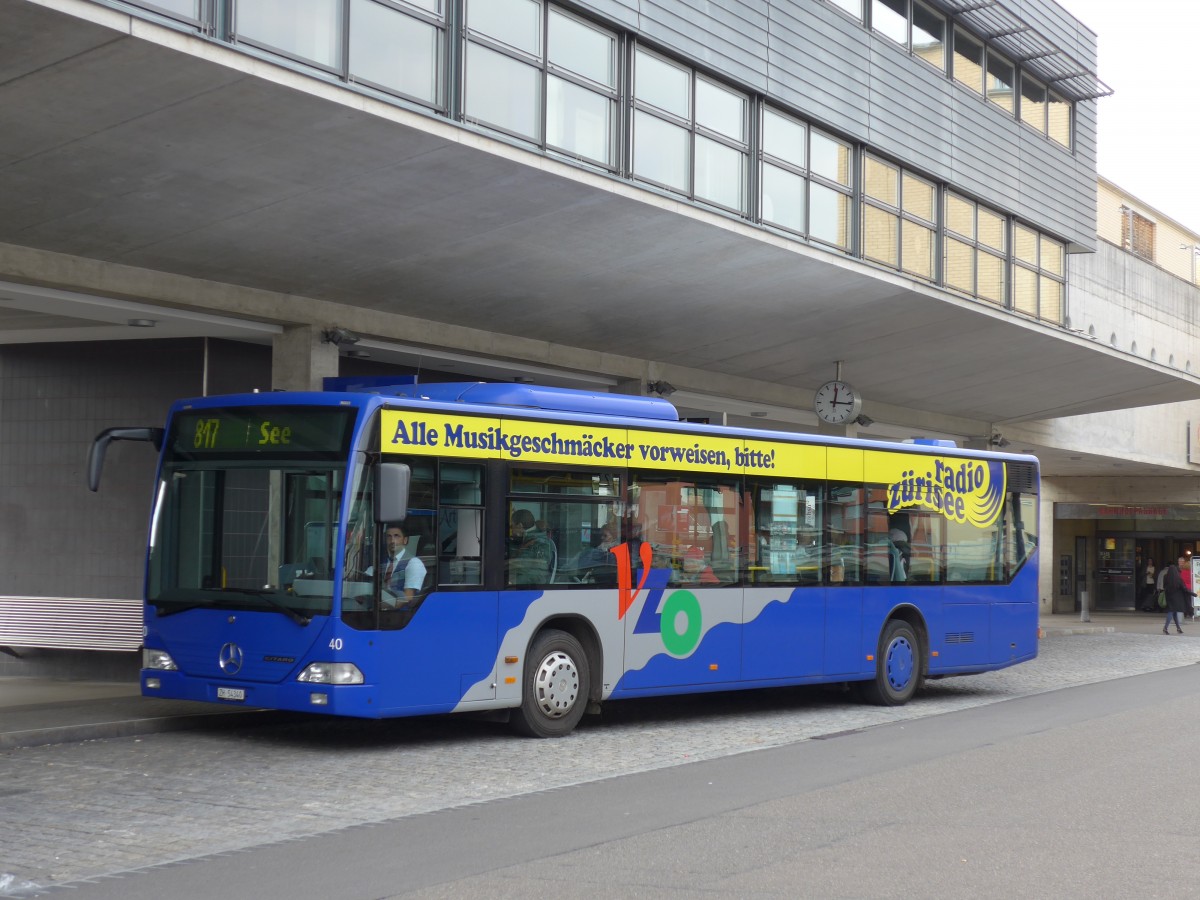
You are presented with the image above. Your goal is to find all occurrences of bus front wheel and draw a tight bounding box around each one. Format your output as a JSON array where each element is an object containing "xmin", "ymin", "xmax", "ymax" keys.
[
  {"xmin": 857, "ymin": 619, "xmax": 921, "ymax": 706},
  {"xmin": 510, "ymin": 629, "xmax": 590, "ymax": 738}
]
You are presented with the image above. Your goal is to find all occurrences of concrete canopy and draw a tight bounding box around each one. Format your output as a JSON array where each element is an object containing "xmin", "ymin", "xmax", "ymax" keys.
[{"xmin": 1, "ymin": 0, "xmax": 1197, "ymax": 427}]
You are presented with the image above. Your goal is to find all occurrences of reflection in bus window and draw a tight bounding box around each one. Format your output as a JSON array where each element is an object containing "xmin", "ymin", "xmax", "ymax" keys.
[
  {"xmin": 827, "ymin": 484, "xmax": 863, "ymax": 584},
  {"xmin": 749, "ymin": 480, "xmax": 823, "ymax": 585},
  {"xmin": 629, "ymin": 471, "xmax": 740, "ymax": 586}
]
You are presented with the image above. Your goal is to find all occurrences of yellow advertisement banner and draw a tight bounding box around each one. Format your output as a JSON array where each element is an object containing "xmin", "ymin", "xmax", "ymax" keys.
[
  {"xmin": 381, "ymin": 411, "xmax": 825, "ymax": 478},
  {"xmin": 380, "ymin": 412, "xmax": 1004, "ymax": 525}
]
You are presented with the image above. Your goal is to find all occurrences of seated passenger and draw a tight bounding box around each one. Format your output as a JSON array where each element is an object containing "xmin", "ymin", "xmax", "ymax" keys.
[
  {"xmin": 576, "ymin": 525, "xmax": 616, "ymax": 570},
  {"xmin": 507, "ymin": 508, "xmax": 554, "ymax": 585}
]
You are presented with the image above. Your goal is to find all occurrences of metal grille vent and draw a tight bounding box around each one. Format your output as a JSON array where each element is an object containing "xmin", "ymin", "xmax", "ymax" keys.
[
  {"xmin": 945, "ymin": 632, "xmax": 976, "ymax": 644},
  {"xmin": 1007, "ymin": 462, "xmax": 1038, "ymax": 493}
]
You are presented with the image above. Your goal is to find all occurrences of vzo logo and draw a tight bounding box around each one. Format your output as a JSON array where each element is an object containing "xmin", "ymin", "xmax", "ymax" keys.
[{"xmin": 612, "ymin": 543, "xmax": 704, "ymax": 657}]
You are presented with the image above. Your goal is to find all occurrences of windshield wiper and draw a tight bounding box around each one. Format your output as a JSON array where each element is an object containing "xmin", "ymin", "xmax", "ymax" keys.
[
  {"xmin": 153, "ymin": 588, "xmax": 312, "ymax": 625},
  {"xmin": 199, "ymin": 588, "xmax": 313, "ymax": 626},
  {"xmin": 229, "ymin": 588, "xmax": 313, "ymax": 626},
  {"xmin": 154, "ymin": 600, "xmax": 212, "ymax": 618}
]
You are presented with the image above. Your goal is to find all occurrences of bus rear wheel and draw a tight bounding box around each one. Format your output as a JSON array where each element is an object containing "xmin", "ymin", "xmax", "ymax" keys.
[
  {"xmin": 510, "ymin": 629, "xmax": 590, "ymax": 738},
  {"xmin": 857, "ymin": 619, "xmax": 921, "ymax": 706}
]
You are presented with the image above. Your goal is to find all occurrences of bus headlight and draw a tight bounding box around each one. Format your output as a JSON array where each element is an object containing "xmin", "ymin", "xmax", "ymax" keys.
[
  {"xmin": 297, "ymin": 662, "xmax": 364, "ymax": 685},
  {"xmin": 143, "ymin": 648, "xmax": 178, "ymax": 671}
]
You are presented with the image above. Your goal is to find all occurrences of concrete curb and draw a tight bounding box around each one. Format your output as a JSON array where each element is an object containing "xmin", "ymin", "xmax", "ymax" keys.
[{"xmin": 0, "ymin": 709, "xmax": 294, "ymax": 751}]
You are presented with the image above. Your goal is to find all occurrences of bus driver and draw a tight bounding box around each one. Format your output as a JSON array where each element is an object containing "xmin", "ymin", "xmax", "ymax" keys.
[{"xmin": 380, "ymin": 522, "xmax": 426, "ymax": 605}]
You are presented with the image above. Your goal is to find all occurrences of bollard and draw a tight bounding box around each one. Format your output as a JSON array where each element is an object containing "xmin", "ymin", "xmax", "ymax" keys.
[{"xmin": 1080, "ymin": 589, "xmax": 1090, "ymax": 623}]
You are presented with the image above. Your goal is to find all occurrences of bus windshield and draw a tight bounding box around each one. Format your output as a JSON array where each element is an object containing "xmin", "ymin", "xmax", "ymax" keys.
[{"xmin": 147, "ymin": 406, "xmax": 357, "ymax": 620}]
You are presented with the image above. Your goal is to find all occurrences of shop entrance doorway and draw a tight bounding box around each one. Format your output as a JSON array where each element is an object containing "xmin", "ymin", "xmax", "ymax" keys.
[{"xmin": 1125, "ymin": 537, "xmax": 1197, "ymax": 612}]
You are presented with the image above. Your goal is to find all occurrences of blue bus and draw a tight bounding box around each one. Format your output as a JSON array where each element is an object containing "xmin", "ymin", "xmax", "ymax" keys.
[{"xmin": 89, "ymin": 381, "xmax": 1039, "ymax": 737}]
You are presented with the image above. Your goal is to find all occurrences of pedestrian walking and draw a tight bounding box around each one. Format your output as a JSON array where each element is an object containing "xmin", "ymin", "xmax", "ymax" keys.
[{"xmin": 1162, "ymin": 556, "xmax": 1195, "ymax": 634}]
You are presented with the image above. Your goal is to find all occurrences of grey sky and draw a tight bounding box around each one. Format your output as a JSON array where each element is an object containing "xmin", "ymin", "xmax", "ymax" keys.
[{"xmin": 1055, "ymin": 0, "xmax": 1200, "ymax": 234}]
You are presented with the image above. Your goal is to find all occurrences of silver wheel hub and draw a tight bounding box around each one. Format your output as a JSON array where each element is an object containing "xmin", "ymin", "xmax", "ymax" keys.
[{"xmin": 532, "ymin": 650, "xmax": 580, "ymax": 719}]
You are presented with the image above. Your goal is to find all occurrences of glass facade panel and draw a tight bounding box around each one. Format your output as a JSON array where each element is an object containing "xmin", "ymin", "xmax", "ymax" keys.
[
  {"xmin": 1040, "ymin": 275, "xmax": 1063, "ymax": 323},
  {"xmin": 811, "ymin": 131, "xmax": 851, "ymax": 186},
  {"xmin": 945, "ymin": 237, "xmax": 974, "ymax": 293},
  {"xmin": 902, "ymin": 219, "xmax": 933, "ymax": 280},
  {"xmin": 1048, "ymin": 92, "xmax": 1071, "ymax": 147},
  {"xmin": 466, "ymin": 0, "xmax": 541, "ymax": 56},
  {"xmin": 810, "ymin": 182, "xmax": 851, "ymax": 249},
  {"xmin": 1013, "ymin": 265, "xmax": 1037, "ymax": 316},
  {"xmin": 829, "ymin": 0, "xmax": 862, "ymax": 20},
  {"xmin": 945, "ymin": 193, "xmax": 974, "ymax": 238},
  {"xmin": 977, "ymin": 252, "xmax": 1004, "ymax": 304},
  {"xmin": 863, "ymin": 156, "xmax": 898, "ymax": 206},
  {"xmin": 1040, "ymin": 235, "xmax": 1064, "ymax": 276},
  {"xmin": 978, "ymin": 206, "xmax": 1005, "ymax": 251},
  {"xmin": 1014, "ymin": 224, "xmax": 1038, "ymax": 265},
  {"xmin": 634, "ymin": 110, "xmax": 690, "ymax": 192},
  {"xmin": 350, "ymin": 0, "xmax": 440, "ymax": 105},
  {"xmin": 872, "ymin": 0, "xmax": 908, "ymax": 45},
  {"xmin": 863, "ymin": 205, "xmax": 899, "ymax": 267},
  {"xmin": 953, "ymin": 29, "xmax": 983, "ymax": 94},
  {"xmin": 761, "ymin": 164, "xmax": 806, "ymax": 234},
  {"xmin": 911, "ymin": 2, "xmax": 945, "ymax": 70},
  {"xmin": 237, "ymin": 0, "xmax": 342, "ymax": 68},
  {"xmin": 548, "ymin": 75, "xmax": 613, "ymax": 165},
  {"xmin": 549, "ymin": 9, "xmax": 615, "ymax": 86},
  {"xmin": 696, "ymin": 79, "xmax": 745, "ymax": 141},
  {"xmin": 146, "ymin": 0, "xmax": 200, "ymax": 16},
  {"xmin": 1021, "ymin": 76, "xmax": 1047, "ymax": 134},
  {"xmin": 986, "ymin": 51, "xmax": 1015, "ymax": 114},
  {"xmin": 635, "ymin": 49, "xmax": 690, "ymax": 119},
  {"xmin": 464, "ymin": 42, "xmax": 540, "ymax": 139},
  {"xmin": 695, "ymin": 135, "xmax": 744, "ymax": 211},
  {"xmin": 763, "ymin": 108, "xmax": 806, "ymax": 169},
  {"xmin": 902, "ymin": 173, "xmax": 934, "ymax": 221}
]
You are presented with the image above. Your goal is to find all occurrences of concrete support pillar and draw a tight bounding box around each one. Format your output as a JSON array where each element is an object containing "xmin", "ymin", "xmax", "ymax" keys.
[
  {"xmin": 271, "ymin": 325, "xmax": 339, "ymax": 391},
  {"xmin": 614, "ymin": 377, "xmax": 647, "ymax": 398},
  {"xmin": 815, "ymin": 421, "xmax": 855, "ymax": 439}
]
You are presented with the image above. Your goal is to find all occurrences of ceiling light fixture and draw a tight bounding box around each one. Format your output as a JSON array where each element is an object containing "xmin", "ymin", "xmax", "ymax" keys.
[{"xmin": 127, "ymin": 318, "xmax": 156, "ymax": 328}]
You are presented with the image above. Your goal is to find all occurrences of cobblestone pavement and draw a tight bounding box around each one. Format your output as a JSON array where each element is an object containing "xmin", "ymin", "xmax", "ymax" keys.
[{"xmin": 2, "ymin": 631, "xmax": 1199, "ymax": 895}]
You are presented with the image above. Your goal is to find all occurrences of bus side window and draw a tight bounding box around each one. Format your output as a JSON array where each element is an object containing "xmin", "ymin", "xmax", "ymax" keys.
[
  {"xmin": 441, "ymin": 508, "xmax": 483, "ymax": 584},
  {"xmin": 439, "ymin": 462, "xmax": 485, "ymax": 585}
]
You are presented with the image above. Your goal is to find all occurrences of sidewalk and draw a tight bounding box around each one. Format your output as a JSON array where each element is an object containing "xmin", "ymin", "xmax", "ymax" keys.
[
  {"xmin": 0, "ymin": 611, "xmax": 1177, "ymax": 750},
  {"xmin": 0, "ymin": 676, "xmax": 286, "ymax": 750}
]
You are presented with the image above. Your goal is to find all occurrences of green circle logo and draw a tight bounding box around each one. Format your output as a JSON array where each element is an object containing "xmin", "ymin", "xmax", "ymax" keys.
[{"xmin": 660, "ymin": 589, "xmax": 702, "ymax": 656}]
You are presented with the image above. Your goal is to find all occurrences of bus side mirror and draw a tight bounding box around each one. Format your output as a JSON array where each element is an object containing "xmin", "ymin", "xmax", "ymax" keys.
[
  {"xmin": 87, "ymin": 426, "xmax": 164, "ymax": 492},
  {"xmin": 376, "ymin": 462, "xmax": 411, "ymax": 523}
]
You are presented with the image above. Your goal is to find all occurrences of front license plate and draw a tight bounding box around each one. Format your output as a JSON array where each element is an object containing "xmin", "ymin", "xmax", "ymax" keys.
[{"xmin": 216, "ymin": 687, "xmax": 245, "ymax": 701}]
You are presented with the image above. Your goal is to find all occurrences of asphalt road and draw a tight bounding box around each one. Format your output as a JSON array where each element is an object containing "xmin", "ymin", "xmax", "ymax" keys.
[{"xmin": 3, "ymin": 631, "xmax": 1200, "ymax": 898}]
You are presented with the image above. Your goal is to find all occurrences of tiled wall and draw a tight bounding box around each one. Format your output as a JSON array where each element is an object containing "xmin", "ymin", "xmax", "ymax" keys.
[{"xmin": 0, "ymin": 338, "xmax": 270, "ymax": 601}]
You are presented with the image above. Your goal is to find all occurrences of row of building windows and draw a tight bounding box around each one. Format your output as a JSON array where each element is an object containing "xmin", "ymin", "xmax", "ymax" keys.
[
  {"xmin": 130, "ymin": 0, "xmax": 1068, "ymax": 324},
  {"xmin": 828, "ymin": 0, "xmax": 1073, "ymax": 148}
]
